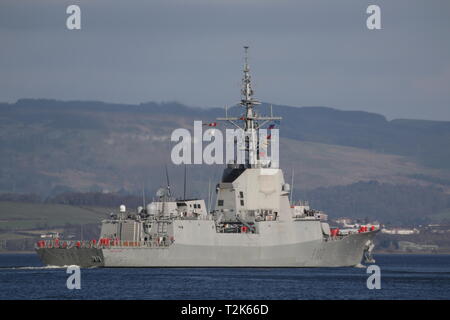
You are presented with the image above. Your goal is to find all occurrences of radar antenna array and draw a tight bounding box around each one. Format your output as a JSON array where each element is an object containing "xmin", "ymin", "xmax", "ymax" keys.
[{"xmin": 216, "ymin": 46, "xmax": 282, "ymax": 168}]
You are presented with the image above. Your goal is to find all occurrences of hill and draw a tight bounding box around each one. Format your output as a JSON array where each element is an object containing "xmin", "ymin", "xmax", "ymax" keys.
[
  {"xmin": 1, "ymin": 99, "xmax": 450, "ymax": 194},
  {"xmin": 1, "ymin": 99, "xmax": 450, "ymax": 224},
  {"xmin": 0, "ymin": 201, "xmax": 110, "ymax": 231},
  {"xmin": 0, "ymin": 201, "xmax": 108, "ymax": 252}
]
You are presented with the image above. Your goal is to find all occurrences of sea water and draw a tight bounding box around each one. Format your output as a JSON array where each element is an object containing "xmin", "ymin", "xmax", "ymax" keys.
[{"xmin": 0, "ymin": 253, "xmax": 449, "ymax": 300}]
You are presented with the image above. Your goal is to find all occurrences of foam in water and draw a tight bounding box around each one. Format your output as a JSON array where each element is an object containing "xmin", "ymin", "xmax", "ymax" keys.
[{"xmin": 11, "ymin": 265, "xmax": 73, "ymax": 270}]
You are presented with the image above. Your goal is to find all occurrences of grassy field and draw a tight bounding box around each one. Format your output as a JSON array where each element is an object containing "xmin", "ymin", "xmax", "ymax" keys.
[{"xmin": 0, "ymin": 201, "xmax": 112, "ymax": 231}]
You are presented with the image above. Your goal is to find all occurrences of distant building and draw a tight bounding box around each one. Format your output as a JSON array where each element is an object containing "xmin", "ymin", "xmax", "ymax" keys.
[
  {"xmin": 381, "ymin": 228, "xmax": 419, "ymax": 235},
  {"xmin": 334, "ymin": 217, "xmax": 380, "ymax": 230},
  {"xmin": 40, "ymin": 232, "xmax": 61, "ymax": 239},
  {"xmin": 335, "ymin": 217, "xmax": 353, "ymax": 225},
  {"xmin": 314, "ymin": 211, "xmax": 328, "ymax": 221},
  {"xmin": 398, "ymin": 241, "xmax": 438, "ymax": 252},
  {"xmin": 425, "ymin": 224, "xmax": 450, "ymax": 234}
]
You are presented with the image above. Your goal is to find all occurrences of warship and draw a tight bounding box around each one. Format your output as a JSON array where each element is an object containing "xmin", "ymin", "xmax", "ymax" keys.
[{"xmin": 36, "ymin": 47, "xmax": 377, "ymax": 267}]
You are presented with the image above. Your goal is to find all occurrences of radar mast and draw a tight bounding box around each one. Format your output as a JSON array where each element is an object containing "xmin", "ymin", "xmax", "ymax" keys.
[{"xmin": 217, "ymin": 46, "xmax": 282, "ymax": 168}]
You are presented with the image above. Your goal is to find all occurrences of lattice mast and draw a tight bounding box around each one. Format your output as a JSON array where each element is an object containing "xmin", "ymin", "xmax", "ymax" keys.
[{"xmin": 217, "ymin": 46, "xmax": 282, "ymax": 168}]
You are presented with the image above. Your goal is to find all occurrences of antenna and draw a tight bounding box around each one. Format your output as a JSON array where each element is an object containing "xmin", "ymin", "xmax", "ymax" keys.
[
  {"xmin": 290, "ymin": 168, "xmax": 295, "ymax": 206},
  {"xmin": 216, "ymin": 46, "xmax": 281, "ymax": 169},
  {"xmin": 183, "ymin": 164, "xmax": 187, "ymax": 200},
  {"xmin": 142, "ymin": 183, "xmax": 146, "ymax": 209},
  {"xmin": 165, "ymin": 164, "xmax": 171, "ymax": 197},
  {"xmin": 208, "ymin": 178, "xmax": 212, "ymax": 214},
  {"xmin": 244, "ymin": 46, "xmax": 249, "ymax": 72}
]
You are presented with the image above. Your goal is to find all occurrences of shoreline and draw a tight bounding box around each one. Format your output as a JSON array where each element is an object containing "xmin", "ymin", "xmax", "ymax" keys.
[
  {"xmin": 1, "ymin": 251, "xmax": 449, "ymax": 256},
  {"xmin": 374, "ymin": 250, "xmax": 450, "ymax": 255},
  {"xmin": 0, "ymin": 251, "xmax": 35, "ymax": 254}
]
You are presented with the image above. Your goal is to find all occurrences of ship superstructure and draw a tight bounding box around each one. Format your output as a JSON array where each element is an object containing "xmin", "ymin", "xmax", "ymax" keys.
[{"xmin": 36, "ymin": 47, "xmax": 377, "ymax": 267}]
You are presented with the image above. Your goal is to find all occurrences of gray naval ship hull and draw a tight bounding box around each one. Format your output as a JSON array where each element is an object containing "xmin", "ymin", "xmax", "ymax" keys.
[
  {"xmin": 36, "ymin": 247, "xmax": 104, "ymax": 268},
  {"xmin": 36, "ymin": 231, "xmax": 376, "ymax": 268},
  {"xmin": 102, "ymin": 231, "xmax": 376, "ymax": 267}
]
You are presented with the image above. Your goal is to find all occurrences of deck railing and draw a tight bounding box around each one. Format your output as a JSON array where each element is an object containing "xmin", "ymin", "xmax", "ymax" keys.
[{"xmin": 36, "ymin": 238, "xmax": 173, "ymax": 249}]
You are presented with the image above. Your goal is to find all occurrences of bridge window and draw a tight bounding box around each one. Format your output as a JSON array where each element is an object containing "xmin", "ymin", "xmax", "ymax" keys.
[{"xmin": 218, "ymin": 200, "xmax": 224, "ymax": 206}]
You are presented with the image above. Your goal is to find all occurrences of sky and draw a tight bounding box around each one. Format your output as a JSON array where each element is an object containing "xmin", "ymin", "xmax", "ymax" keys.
[{"xmin": 0, "ymin": 0, "xmax": 449, "ymax": 121}]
